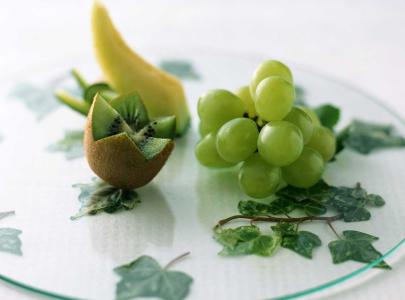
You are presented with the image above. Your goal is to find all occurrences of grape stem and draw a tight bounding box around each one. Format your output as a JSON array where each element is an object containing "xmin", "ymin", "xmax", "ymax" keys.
[
  {"xmin": 164, "ymin": 252, "xmax": 191, "ymax": 270},
  {"xmin": 327, "ymin": 222, "xmax": 342, "ymax": 239},
  {"xmin": 216, "ymin": 213, "xmax": 343, "ymax": 227}
]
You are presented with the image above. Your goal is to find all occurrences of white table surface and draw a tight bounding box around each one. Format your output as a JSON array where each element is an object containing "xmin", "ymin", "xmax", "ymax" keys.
[{"xmin": 0, "ymin": 0, "xmax": 404, "ymax": 299}]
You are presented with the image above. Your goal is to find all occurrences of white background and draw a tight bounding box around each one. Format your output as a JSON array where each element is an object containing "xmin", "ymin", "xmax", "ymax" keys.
[{"xmin": 0, "ymin": 0, "xmax": 404, "ymax": 299}]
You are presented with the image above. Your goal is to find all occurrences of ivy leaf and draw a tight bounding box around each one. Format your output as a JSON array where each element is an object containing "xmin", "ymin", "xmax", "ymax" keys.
[
  {"xmin": 238, "ymin": 200, "xmax": 272, "ymax": 216},
  {"xmin": 328, "ymin": 230, "xmax": 390, "ymax": 269},
  {"xmin": 0, "ymin": 211, "xmax": 15, "ymax": 221},
  {"xmin": 272, "ymin": 223, "xmax": 321, "ymax": 258},
  {"xmin": 271, "ymin": 223, "xmax": 296, "ymax": 235},
  {"xmin": 299, "ymin": 200, "xmax": 327, "ymax": 216},
  {"xmin": 326, "ymin": 183, "xmax": 374, "ymax": 222},
  {"xmin": 47, "ymin": 130, "xmax": 84, "ymax": 160},
  {"xmin": 366, "ymin": 194, "xmax": 385, "ymax": 207},
  {"xmin": 8, "ymin": 72, "xmax": 81, "ymax": 120},
  {"xmin": 238, "ymin": 198, "xmax": 297, "ymax": 216},
  {"xmin": 71, "ymin": 178, "xmax": 140, "ymax": 220},
  {"xmin": 294, "ymin": 85, "xmax": 308, "ymax": 106},
  {"xmin": 9, "ymin": 83, "xmax": 61, "ymax": 120},
  {"xmin": 159, "ymin": 60, "xmax": 201, "ymax": 80},
  {"xmin": 276, "ymin": 180, "xmax": 333, "ymax": 203},
  {"xmin": 281, "ymin": 231, "xmax": 321, "ymax": 258},
  {"xmin": 314, "ymin": 104, "xmax": 340, "ymax": 130},
  {"xmin": 214, "ymin": 225, "xmax": 281, "ymax": 256},
  {"xmin": 337, "ymin": 120, "xmax": 405, "ymax": 155},
  {"xmin": 0, "ymin": 228, "xmax": 22, "ymax": 256},
  {"xmin": 276, "ymin": 185, "xmax": 310, "ymax": 202},
  {"xmin": 115, "ymin": 255, "xmax": 193, "ymax": 300},
  {"xmin": 267, "ymin": 197, "xmax": 297, "ymax": 214},
  {"xmin": 277, "ymin": 181, "xmax": 384, "ymax": 223},
  {"xmin": 342, "ymin": 207, "xmax": 371, "ymax": 222}
]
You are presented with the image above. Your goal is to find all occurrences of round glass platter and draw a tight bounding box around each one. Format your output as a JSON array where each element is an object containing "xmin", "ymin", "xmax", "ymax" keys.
[{"xmin": 0, "ymin": 50, "xmax": 404, "ymax": 300}]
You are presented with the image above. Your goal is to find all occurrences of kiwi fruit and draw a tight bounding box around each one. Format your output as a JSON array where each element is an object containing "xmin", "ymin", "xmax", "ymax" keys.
[
  {"xmin": 84, "ymin": 92, "xmax": 175, "ymax": 189},
  {"xmin": 148, "ymin": 116, "xmax": 176, "ymax": 139},
  {"xmin": 84, "ymin": 82, "xmax": 116, "ymax": 104},
  {"xmin": 109, "ymin": 92, "xmax": 149, "ymax": 131}
]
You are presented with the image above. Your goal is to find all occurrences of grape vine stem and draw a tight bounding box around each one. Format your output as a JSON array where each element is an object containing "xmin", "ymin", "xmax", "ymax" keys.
[
  {"xmin": 164, "ymin": 252, "xmax": 191, "ymax": 270},
  {"xmin": 216, "ymin": 213, "xmax": 343, "ymax": 227}
]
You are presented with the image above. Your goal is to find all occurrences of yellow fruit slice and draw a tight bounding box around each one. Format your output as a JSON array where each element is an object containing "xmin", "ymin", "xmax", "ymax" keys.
[{"xmin": 92, "ymin": 2, "xmax": 190, "ymax": 135}]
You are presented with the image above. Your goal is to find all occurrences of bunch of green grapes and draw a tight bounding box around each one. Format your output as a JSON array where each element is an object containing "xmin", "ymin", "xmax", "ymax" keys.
[{"xmin": 195, "ymin": 60, "xmax": 336, "ymax": 198}]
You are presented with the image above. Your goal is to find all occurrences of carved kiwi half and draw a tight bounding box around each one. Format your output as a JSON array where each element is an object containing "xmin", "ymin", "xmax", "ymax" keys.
[{"xmin": 84, "ymin": 92, "xmax": 175, "ymax": 189}]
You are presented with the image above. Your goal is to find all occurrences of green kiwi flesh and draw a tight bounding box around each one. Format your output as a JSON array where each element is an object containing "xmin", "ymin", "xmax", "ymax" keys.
[
  {"xmin": 134, "ymin": 136, "xmax": 172, "ymax": 160},
  {"xmin": 91, "ymin": 94, "xmax": 133, "ymax": 141},
  {"xmin": 109, "ymin": 92, "xmax": 149, "ymax": 130},
  {"xmin": 149, "ymin": 116, "xmax": 176, "ymax": 139},
  {"xmin": 91, "ymin": 93, "xmax": 172, "ymax": 160}
]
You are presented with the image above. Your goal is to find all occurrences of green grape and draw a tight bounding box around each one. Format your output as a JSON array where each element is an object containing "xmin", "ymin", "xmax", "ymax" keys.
[
  {"xmin": 282, "ymin": 147, "xmax": 325, "ymax": 188},
  {"xmin": 198, "ymin": 121, "xmax": 214, "ymax": 137},
  {"xmin": 257, "ymin": 121, "xmax": 304, "ymax": 166},
  {"xmin": 195, "ymin": 133, "xmax": 236, "ymax": 168},
  {"xmin": 198, "ymin": 89, "xmax": 245, "ymax": 131},
  {"xmin": 239, "ymin": 153, "xmax": 281, "ymax": 198},
  {"xmin": 250, "ymin": 60, "xmax": 293, "ymax": 98},
  {"xmin": 306, "ymin": 126, "xmax": 336, "ymax": 161},
  {"xmin": 216, "ymin": 118, "xmax": 259, "ymax": 163},
  {"xmin": 236, "ymin": 86, "xmax": 256, "ymax": 117},
  {"xmin": 255, "ymin": 76, "xmax": 295, "ymax": 121},
  {"xmin": 283, "ymin": 106, "xmax": 314, "ymax": 144},
  {"xmin": 299, "ymin": 106, "xmax": 321, "ymax": 126}
]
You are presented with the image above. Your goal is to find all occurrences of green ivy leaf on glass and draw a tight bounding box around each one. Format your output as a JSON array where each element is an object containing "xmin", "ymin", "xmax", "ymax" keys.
[
  {"xmin": 328, "ymin": 230, "xmax": 390, "ymax": 269},
  {"xmin": 276, "ymin": 180, "xmax": 333, "ymax": 203},
  {"xmin": 0, "ymin": 211, "xmax": 22, "ymax": 256},
  {"xmin": 0, "ymin": 228, "xmax": 23, "ymax": 256},
  {"xmin": 294, "ymin": 85, "xmax": 308, "ymax": 107},
  {"xmin": 214, "ymin": 225, "xmax": 281, "ymax": 256},
  {"xmin": 238, "ymin": 200, "xmax": 273, "ymax": 216},
  {"xmin": 275, "ymin": 180, "xmax": 383, "ymax": 223},
  {"xmin": 71, "ymin": 178, "xmax": 140, "ymax": 220},
  {"xmin": 314, "ymin": 104, "xmax": 340, "ymax": 130},
  {"xmin": 326, "ymin": 183, "xmax": 379, "ymax": 222},
  {"xmin": 272, "ymin": 223, "xmax": 321, "ymax": 258},
  {"xmin": 0, "ymin": 211, "xmax": 15, "ymax": 221},
  {"xmin": 299, "ymin": 200, "xmax": 327, "ymax": 216},
  {"xmin": 216, "ymin": 180, "xmax": 388, "ymax": 268},
  {"xmin": 337, "ymin": 119, "xmax": 405, "ymax": 154},
  {"xmin": 115, "ymin": 254, "xmax": 193, "ymax": 300},
  {"xmin": 8, "ymin": 72, "xmax": 80, "ymax": 120},
  {"xmin": 366, "ymin": 194, "xmax": 385, "ymax": 207},
  {"xmin": 238, "ymin": 198, "xmax": 298, "ymax": 216},
  {"xmin": 267, "ymin": 197, "xmax": 297, "ymax": 215},
  {"xmin": 159, "ymin": 60, "xmax": 201, "ymax": 80},
  {"xmin": 47, "ymin": 130, "xmax": 84, "ymax": 160}
]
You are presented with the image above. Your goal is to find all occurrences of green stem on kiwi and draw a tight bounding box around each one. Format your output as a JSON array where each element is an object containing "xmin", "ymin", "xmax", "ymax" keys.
[
  {"xmin": 55, "ymin": 90, "xmax": 90, "ymax": 115},
  {"xmin": 71, "ymin": 69, "xmax": 89, "ymax": 90}
]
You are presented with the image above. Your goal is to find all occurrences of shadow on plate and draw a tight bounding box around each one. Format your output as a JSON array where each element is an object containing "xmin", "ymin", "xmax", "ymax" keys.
[
  {"xmin": 196, "ymin": 166, "xmax": 244, "ymax": 229},
  {"xmin": 87, "ymin": 184, "xmax": 175, "ymax": 263}
]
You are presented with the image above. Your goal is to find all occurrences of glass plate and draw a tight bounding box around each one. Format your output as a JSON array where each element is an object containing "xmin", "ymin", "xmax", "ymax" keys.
[{"xmin": 0, "ymin": 50, "xmax": 404, "ymax": 300}]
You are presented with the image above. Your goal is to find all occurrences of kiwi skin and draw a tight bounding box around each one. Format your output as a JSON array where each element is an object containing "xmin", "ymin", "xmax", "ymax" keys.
[{"xmin": 84, "ymin": 102, "xmax": 175, "ymax": 190}]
